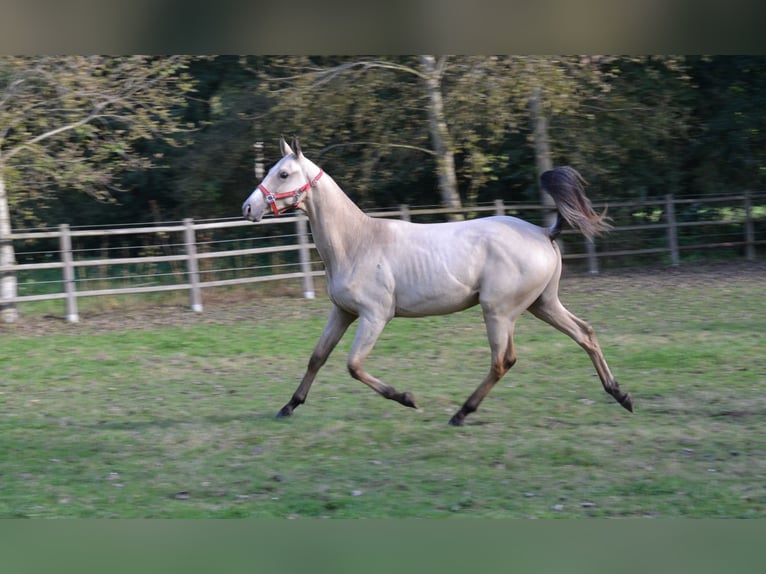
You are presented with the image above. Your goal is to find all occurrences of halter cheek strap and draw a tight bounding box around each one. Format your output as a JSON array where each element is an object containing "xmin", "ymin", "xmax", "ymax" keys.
[{"xmin": 259, "ymin": 169, "xmax": 324, "ymax": 216}]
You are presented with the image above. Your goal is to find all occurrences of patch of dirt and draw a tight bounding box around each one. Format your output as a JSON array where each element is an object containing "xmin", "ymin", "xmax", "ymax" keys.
[
  {"xmin": 562, "ymin": 260, "xmax": 766, "ymax": 292},
  {"xmin": 3, "ymin": 260, "xmax": 765, "ymax": 337},
  {"xmin": 1, "ymin": 287, "xmax": 321, "ymax": 338}
]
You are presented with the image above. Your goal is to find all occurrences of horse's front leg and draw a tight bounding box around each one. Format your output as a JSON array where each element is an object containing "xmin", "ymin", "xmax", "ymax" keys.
[
  {"xmin": 347, "ymin": 314, "xmax": 418, "ymax": 410},
  {"xmin": 277, "ymin": 306, "xmax": 356, "ymax": 418}
]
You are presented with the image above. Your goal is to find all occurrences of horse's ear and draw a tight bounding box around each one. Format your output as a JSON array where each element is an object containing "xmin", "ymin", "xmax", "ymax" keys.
[
  {"xmin": 292, "ymin": 137, "xmax": 302, "ymax": 158},
  {"xmin": 279, "ymin": 136, "xmax": 293, "ymax": 157}
]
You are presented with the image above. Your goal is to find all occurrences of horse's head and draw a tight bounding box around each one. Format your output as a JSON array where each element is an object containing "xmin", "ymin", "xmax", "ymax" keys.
[{"xmin": 242, "ymin": 137, "xmax": 323, "ymax": 222}]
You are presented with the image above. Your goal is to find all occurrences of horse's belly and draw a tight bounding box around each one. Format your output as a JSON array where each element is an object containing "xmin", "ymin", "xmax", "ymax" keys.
[
  {"xmin": 394, "ymin": 288, "xmax": 479, "ymax": 317},
  {"xmin": 390, "ymin": 248, "xmax": 484, "ymax": 316}
]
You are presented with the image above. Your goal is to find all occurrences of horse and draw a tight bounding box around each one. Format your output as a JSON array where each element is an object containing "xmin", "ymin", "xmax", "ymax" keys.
[{"xmin": 242, "ymin": 137, "xmax": 633, "ymax": 425}]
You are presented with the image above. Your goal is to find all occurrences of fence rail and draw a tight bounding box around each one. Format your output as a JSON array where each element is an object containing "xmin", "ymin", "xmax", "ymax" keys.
[{"xmin": 1, "ymin": 192, "xmax": 764, "ymax": 322}]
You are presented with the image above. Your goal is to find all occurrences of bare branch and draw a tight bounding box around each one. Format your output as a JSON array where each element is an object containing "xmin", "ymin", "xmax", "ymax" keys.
[
  {"xmin": 316, "ymin": 141, "xmax": 436, "ymax": 158},
  {"xmin": 3, "ymin": 113, "xmax": 99, "ymax": 162},
  {"xmin": 263, "ymin": 58, "xmax": 426, "ymax": 92}
]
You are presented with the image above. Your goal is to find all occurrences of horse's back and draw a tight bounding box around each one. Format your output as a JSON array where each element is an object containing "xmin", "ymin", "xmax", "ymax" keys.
[
  {"xmin": 476, "ymin": 214, "xmax": 548, "ymax": 237},
  {"xmin": 441, "ymin": 215, "xmax": 556, "ymax": 260},
  {"xmin": 388, "ymin": 214, "xmax": 547, "ymax": 240},
  {"xmin": 385, "ymin": 214, "xmax": 557, "ymax": 275}
]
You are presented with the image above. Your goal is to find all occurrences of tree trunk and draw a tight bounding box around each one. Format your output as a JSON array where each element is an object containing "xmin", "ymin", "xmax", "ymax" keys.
[
  {"xmin": 0, "ymin": 169, "xmax": 19, "ymax": 323},
  {"xmin": 420, "ymin": 55, "xmax": 463, "ymax": 219},
  {"xmin": 529, "ymin": 87, "xmax": 556, "ymax": 227}
]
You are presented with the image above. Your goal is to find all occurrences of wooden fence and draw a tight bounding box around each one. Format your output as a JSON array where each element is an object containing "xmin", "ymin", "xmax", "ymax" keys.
[{"xmin": 1, "ymin": 192, "xmax": 764, "ymax": 322}]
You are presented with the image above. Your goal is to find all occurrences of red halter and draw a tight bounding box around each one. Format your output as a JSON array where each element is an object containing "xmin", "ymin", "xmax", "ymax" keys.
[{"xmin": 258, "ymin": 169, "xmax": 324, "ymax": 216}]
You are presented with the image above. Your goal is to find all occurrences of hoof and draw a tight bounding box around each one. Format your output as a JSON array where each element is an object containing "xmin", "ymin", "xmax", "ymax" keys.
[
  {"xmin": 610, "ymin": 389, "xmax": 633, "ymax": 413},
  {"xmin": 448, "ymin": 412, "xmax": 465, "ymax": 426},
  {"xmin": 399, "ymin": 391, "xmax": 418, "ymax": 409},
  {"xmin": 276, "ymin": 406, "xmax": 293, "ymax": 419},
  {"xmin": 619, "ymin": 392, "xmax": 634, "ymax": 413}
]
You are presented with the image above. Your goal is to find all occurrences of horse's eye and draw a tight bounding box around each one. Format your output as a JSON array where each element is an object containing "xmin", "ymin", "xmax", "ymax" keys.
[{"xmin": 279, "ymin": 171, "xmax": 289, "ymax": 179}]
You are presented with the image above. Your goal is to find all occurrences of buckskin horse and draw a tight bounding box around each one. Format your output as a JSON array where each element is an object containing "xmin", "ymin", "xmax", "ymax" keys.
[{"xmin": 242, "ymin": 138, "xmax": 632, "ymax": 425}]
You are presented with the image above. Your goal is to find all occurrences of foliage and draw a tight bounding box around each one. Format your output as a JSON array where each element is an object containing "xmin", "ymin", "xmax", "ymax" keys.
[
  {"xmin": 138, "ymin": 56, "xmax": 272, "ymax": 221},
  {"xmin": 684, "ymin": 56, "xmax": 766, "ymax": 196},
  {"xmin": 0, "ymin": 55, "xmax": 198, "ymax": 228},
  {"xmin": 253, "ymin": 56, "xmax": 433, "ymax": 208},
  {"xmin": 551, "ymin": 56, "xmax": 694, "ymax": 201},
  {"xmin": 3, "ymin": 55, "xmax": 766, "ymax": 226},
  {"xmin": 255, "ymin": 56, "xmax": 620, "ymax": 207}
]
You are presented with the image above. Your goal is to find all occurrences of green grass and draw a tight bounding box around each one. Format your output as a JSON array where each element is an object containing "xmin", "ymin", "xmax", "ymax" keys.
[{"xmin": 1, "ymin": 264, "xmax": 764, "ymax": 518}]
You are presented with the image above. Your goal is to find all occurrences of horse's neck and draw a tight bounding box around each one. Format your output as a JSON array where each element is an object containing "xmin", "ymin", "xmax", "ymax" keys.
[{"xmin": 304, "ymin": 173, "xmax": 369, "ymax": 268}]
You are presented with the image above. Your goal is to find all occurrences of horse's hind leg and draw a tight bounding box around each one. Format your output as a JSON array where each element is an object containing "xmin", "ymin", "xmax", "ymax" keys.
[
  {"xmin": 528, "ymin": 294, "xmax": 633, "ymax": 412},
  {"xmin": 277, "ymin": 305, "xmax": 356, "ymax": 418},
  {"xmin": 449, "ymin": 313, "xmax": 517, "ymax": 426},
  {"xmin": 347, "ymin": 314, "xmax": 418, "ymax": 410}
]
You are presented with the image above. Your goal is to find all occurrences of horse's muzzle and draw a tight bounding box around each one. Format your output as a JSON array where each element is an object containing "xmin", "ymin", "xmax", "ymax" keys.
[{"xmin": 242, "ymin": 199, "xmax": 260, "ymax": 222}]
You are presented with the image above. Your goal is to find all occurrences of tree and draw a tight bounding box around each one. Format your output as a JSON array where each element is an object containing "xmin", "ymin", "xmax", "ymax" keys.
[
  {"xmin": 684, "ymin": 56, "xmax": 766, "ymax": 196},
  {"xmin": 255, "ymin": 56, "xmax": 461, "ymax": 212},
  {"xmin": 548, "ymin": 56, "xmax": 693, "ymax": 202},
  {"xmin": 0, "ymin": 56, "xmax": 197, "ymax": 322},
  {"xmin": 419, "ymin": 55, "xmax": 461, "ymax": 214},
  {"xmin": 161, "ymin": 56, "xmax": 272, "ymax": 220},
  {"xmin": 255, "ymin": 56, "xmax": 624, "ymax": 213}
]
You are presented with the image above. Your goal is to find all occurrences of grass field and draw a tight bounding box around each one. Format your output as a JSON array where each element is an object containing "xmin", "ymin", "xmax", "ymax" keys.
[{"xmin": 1, "ymin": 262, "xmax": 764, "ymax": 518}]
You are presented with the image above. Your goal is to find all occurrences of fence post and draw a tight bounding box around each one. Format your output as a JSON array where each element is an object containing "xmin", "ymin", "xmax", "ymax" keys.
[
  {"xmin": 59, "ymin": 224, "xmax": 79, "ymax": 323},
  {"xmin": 744, "ymin": 191, "xmax": 755, "ymax": 261},
  {"xmin": 585, "ymin": 238, "xmax": 599, "ymax": 274},
  {"xmin": 184, "ymin": 218, "xmax": 203, "ymax": 312},
  {"xmin": 666, "ymin": 194, "xmax": 680, "ymax": 266},
  {"xmin": 296, "ymin": 213, "xmax": 315, "ymax": 299},
  {"xmin": 494, "ymin": 199, "xmax": 505, "ymax": 216},
  {"xmin": 0, "ymin": 239, "xmax": 18, "ymax": 323},
  {"xmin": 399, "ymin": 204, "xmax": 411, "ymax": 222}
]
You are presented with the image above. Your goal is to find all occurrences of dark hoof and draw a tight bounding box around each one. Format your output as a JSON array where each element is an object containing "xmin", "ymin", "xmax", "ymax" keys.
[
  {"xmin": 619, "ymin": 392, "xmax": 634, "ymax": 413},
  {"xmin": 399, "ymin": 391, "xmax": 418, "ymax": 409},
  {"xmin": 448, "ymin": 412, "xmax": 465, "ymax": 426},
  {"xmin": 610, "ymin": 389, "xmax": 633, "ymax": 412},
  {"xmin": 276, "ymin": 405, "xmax": 293, "ymax": 419}
]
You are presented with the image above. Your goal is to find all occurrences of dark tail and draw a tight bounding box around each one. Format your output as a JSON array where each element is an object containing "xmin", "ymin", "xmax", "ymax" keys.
[{"xmin": 541, "ymin": 166, "xmax": 612, "ymax": 242}]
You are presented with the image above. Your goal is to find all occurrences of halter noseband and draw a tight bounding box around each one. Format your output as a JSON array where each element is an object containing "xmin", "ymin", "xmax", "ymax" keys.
[{"xmin": 258, "ymin": 169, "xmax": 324, "ymax": 216}]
